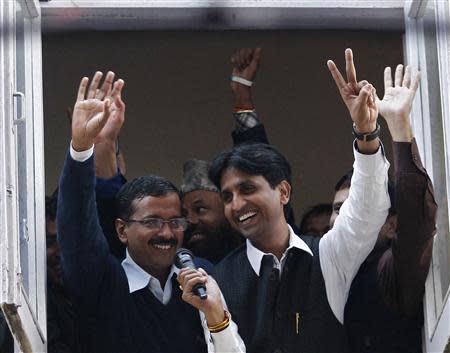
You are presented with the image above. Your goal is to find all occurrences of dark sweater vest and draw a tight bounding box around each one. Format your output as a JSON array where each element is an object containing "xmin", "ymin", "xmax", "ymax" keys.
[
  {"xmin": 215, "ymin": 235, "xmax": 347, "ymax": 353},
  {"xmin": 74, "ymin": 260, "xmax": 209, "ymax": 353}
]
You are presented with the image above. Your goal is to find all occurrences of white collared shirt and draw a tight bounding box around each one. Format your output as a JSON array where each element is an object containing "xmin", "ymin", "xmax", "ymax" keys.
[
  {"xmin": 122, "ymin": 249, "xmax": 178, "ymax": 304},
  {"xmin": 246, "ymin": 226, "xmax": 313, "ymax": 276},
  {"xmin": 121, "ymin": 250, "xmax": 245, "ymax": 353},
  {"xmin": 246, "ymin": 142, "xmax": 390, "ymax": 324}
]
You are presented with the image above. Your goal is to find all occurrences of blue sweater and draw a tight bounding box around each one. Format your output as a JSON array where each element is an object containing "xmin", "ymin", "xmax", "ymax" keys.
[{"xmin": 57, "ymin": 152, "xmax": 209, "ymax": 353}]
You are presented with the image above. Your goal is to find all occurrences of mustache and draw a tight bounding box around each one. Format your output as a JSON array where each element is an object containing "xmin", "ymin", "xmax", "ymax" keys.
[{"xmin": 149, "ymin": 238, "xmax": 178, "ymax": 246}]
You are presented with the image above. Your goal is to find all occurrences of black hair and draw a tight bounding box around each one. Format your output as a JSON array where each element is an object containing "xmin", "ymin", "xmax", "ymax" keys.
[
  {"xmin": 209, "ymin": 143, "xmax": 293, "ymax": 220},
  {"xmin": 299, "ymin": 203, "xmax": 332, "ymax": 234},
  {"xmin": 334, "ymin": 170, "xmax": 396, "ymax": 216},
  {"xmin": 334, "ymin": 170, "xmax": 353, "ymax": 192},
  {"xmin": 115, "ymin": 175, "xmax": 179, "ymax": 221},
  {"xmin": 209, "ymin": 143, "xmax": 292, "ymax": 190}
]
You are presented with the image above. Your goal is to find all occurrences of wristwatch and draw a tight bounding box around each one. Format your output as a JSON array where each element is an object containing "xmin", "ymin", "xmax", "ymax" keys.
[{"xmin": 352, "ymin": 123, "xmax": 380, "ymax": 142}]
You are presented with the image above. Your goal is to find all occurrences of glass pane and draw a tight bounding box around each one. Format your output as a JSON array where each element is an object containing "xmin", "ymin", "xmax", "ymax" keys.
[
  {"xmin": 422, "ymin": 0, "xmax": 450, "ymax": 316},
  {"xmin": 15, "ymin": 0, "xmax": 30, "ymax": 298}
]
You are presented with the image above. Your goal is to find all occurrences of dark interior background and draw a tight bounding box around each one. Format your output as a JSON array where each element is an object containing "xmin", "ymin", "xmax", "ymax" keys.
[{"xmin": 42, "ymin": 29, "xmax": 403, "ymax": 224}]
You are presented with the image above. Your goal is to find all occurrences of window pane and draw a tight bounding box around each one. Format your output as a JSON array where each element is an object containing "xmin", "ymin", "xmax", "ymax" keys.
[{"xmin": 422, "ymin": 1, "xmax": 450, "ymax": 315}]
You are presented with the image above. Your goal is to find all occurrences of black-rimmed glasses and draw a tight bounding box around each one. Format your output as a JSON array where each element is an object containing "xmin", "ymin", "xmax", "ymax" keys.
[{"xmin": 125, "ymin": 217, "xmax": 188, "ymax": 231}]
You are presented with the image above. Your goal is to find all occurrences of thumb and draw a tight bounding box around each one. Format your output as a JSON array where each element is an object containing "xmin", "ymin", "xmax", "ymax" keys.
[
  {"xmin": 97, "ymin": 99, "xmax": 111, "ymax": 129},
  {"xmin": 251, "ymin": 47, "xmax": 262, "ymax": 67},
  {"xmin": 356, "ymin": 84, "xmax": 373, "ymax": 106}
]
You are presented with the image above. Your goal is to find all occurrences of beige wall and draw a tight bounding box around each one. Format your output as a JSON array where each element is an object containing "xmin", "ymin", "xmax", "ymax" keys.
[{"xmin": 42, "ymin": 29, "xmax": 402, "ymax": 224}]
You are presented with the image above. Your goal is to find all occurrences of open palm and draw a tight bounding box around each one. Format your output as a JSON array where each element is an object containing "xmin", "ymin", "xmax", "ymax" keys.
[
  {"xmin": 71, "ymin": 73, "xmax": 111, "ymax": 151},
  {"xmin": 377, "ymin": 65, "xmax": 419, "ymax": 122}
]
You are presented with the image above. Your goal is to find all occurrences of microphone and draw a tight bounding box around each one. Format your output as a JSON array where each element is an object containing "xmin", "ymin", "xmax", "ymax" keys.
[{"xmin": 174, "ymin": 248, "xmax": 207, "ymax": 300}]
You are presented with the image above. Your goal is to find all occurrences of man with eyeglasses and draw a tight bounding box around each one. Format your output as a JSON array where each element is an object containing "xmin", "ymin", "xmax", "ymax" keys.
[{"xmin": 57, "ymin": 71, "xmax": 245, "ymax": 353}]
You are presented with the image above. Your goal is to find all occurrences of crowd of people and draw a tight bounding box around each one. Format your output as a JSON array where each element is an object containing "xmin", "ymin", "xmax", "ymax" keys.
[{"xmin": 1, "ymin": 47, "xmax": 437, "ymax": 353}]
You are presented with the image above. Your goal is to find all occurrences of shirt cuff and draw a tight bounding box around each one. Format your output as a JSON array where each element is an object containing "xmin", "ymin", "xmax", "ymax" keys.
[
  {"xmin": 70, "ymin": 141, "xmax": 94, "ymax": 162},
  {"xmin": 353, "ymin": 140, "xmax": 389, "ymax": 176},
  {"xmin": 233, "ymin": 110, "xmax": 260, "ymax": 132},
  {"xmin": 210, "ymin": 320, "xmax": 243, "ymax": 352}
]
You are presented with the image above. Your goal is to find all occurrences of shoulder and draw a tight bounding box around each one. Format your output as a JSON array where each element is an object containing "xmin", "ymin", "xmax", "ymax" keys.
[
  {"xmin": 216, "ymin": 244, "xmax": 247, "ymax": 268},
  {"xmin": 193, "ymin": 257, "xmax": 215, "ymax": 275},
  {"xmin": 298, "ymin": 234, "xmax": 321, "ymax": 256}
]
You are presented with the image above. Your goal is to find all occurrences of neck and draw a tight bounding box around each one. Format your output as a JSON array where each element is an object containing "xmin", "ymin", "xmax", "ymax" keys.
[
  {"xmin": 251, "ymin": 220, "xmax": 290, "ymax": 260},
  {"xmin": 148, "ymin": 266, "xmax": 171, "ymax": 289}
]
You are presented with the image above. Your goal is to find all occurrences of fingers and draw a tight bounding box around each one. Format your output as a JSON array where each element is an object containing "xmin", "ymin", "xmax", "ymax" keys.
[
  {"xmin": 384, "ymin": 66, "xmax": 392, "ymax": 92},
  {"xmin": 178, "ymin": 269, "xmax": 207, "ymax": 296},
  {"xmin": 327, "ymin": 60, "xmax": 347, "ymax": 90},
  {"xmin": 394, "ymin": 64, "xmax": 403, "ymax": 87},
  {"xmin": 357, "ymin": 83, "xmax": 375, "ymax": 106},
  {"xmin": 402, "ymin": 65, "xmax": 411, "ymax": 88},
  {"xmin": 250, "ymin": 47, "xmax": 262, "ymax": 68},
  {"xmin": 87, "ymin": 71, "xmax": 103, "ymax": 99},
  {"xmin": 410, "ymin": 70, "xmax": 421, "ymax": 93},
  {"xmin": 345, "ymin": 48, "xmax": 358, "ymax": 86},
  {"xmin": 77, "ymin": 77, "xmax": 89, "ymax": 101},
  {"xmin": 357, "ymin": 80, "xmax": 369, "ymax": 91},
  {"xmin": 98, "ymin": 98, "xmax": 111, "ymax": 128},
  {"xmin": 96, "ymin": 71, "xmax": 115, "ymax": 100},
  {"xmin": 110, "ymin": 79, "xmax": 125, "ymax": 100},
  {"xmin": 231, "ymin": 48, "xmax": 259, "ymax": 71}
]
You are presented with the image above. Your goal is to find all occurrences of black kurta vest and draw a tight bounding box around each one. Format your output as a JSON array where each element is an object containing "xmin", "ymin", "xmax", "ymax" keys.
[{"xmin": 215, "ymin": 235, "xmax": 347, "ymax": 353}]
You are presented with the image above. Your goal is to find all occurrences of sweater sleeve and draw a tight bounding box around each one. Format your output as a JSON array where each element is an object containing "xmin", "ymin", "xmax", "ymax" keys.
[
  {"xmin": 57, "ymin": 150, "xmax": 111, "ymax": 306},
  {"xmin": 377, "ymin": 139, "xmax": 437, "ymax": 314}
]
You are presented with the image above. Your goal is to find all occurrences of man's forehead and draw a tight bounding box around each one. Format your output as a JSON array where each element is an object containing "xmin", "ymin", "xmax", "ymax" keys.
[
  {"xmin": 220, "ymin": 168, "xmax": 259, "ymax": 188},
  {"xmin": 131, "ymin": 193, "xmax": 181, "ymax": 214}
]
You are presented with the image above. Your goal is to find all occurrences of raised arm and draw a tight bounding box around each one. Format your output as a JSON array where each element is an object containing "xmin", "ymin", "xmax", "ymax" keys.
[
  {"xmin": 91, "ymin": 71, "xmax": 128, "ymax": 259},
  {"xmin": 320, "ymin": 49, "xmax": 390, "ymax": 323},
  {"xmin": 377, "ymin": 65, "xmax": 437, "ymax": 314},
  {"xmin": 230, "ymin": 48, "xmax": 269, "ymax": 145},
  {"xmin": 58, "ymin": 71, "xmax": 123, "ymax": 299}
]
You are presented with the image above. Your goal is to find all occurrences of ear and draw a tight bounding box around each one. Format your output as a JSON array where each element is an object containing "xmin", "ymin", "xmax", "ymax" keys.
[
  {"xmin": 115, "ymin": 218, "xmax": 129, "ymax": 246},
  {"xmin": 277, "ymin": 180, "xmax": 291, "ymax": 205}
]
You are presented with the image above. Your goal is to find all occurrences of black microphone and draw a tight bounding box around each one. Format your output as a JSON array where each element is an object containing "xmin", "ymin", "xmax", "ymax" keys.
[{"xmin": 174, "ymin": 248, "xmax": 207, "ymax": 300}]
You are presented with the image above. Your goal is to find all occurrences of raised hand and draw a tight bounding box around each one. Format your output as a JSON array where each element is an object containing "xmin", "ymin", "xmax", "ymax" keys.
[
  {"xmin": 230, "ymin": 47, "xmax": 262, "ymax": 108},
  {"xmin": 71, "ymin": 72, "xmax": 112, "ymax": 152},
  {"xmin": 327, "ymin": 48, "xmax": 378, "ymax": 134},
  {"xmin": 93, "ymin": 71, "xmax": 126, "ymax": 145},
  {"xmin": 231, "ymin": 47, "xmax": 262, "ymax": 84},
  {"xmin": 377, "ymin": 65, "xmax": 420, "ymax": 142}
]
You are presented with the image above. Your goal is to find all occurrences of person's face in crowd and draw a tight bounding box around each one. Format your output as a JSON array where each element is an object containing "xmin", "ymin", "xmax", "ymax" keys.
[
  {"xmin": 46, "ymin": 220, "xmax": 63, "ymax": 287},
  {"xmin": 220, "ymin": 168, "xmax": 289, "ymax": 245},
  {"xmin": 303, "ymin": 213, "xmax": 330, "ymax": 237},
  {"xmin": 330, "ymin": 187, "xmax": 350, "ymax": 228},
  {"xmin": 330, "ymin": 186, "xmax": 396, "ymax": 248},
  {"xmin": 117, "ymin": 193, "xmax": 184, "ymax": 276},
  {"xmin": 182, "ymin": 190, "xmax": 233, "ymax": 261}
]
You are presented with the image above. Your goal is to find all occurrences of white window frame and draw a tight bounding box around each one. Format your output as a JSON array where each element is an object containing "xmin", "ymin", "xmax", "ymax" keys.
[
  {"xmin": 0, "ymin": 0, "xmax": 46, "ymax": 352},
  {"xmin": 404, "ymin": 0, "xmax": 450, "ymax": 352},
  {"xmin": 2, "ymin": 0, "xmax": 450, "ymax": 352}
]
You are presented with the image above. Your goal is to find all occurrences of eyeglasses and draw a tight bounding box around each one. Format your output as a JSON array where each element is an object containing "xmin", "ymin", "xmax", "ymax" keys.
[{"xmin": 125, "ymin": 217, "xmax": 188, "ymax": 231}]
